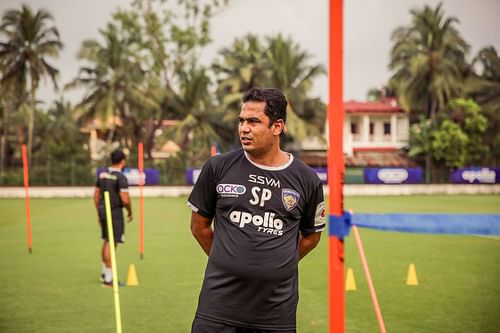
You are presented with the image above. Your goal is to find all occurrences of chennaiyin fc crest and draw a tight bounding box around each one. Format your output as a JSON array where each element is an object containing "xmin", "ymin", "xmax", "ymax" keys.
[{"xmin": 282, "ymin": 189, "xmax": 300, "ymax": 211}]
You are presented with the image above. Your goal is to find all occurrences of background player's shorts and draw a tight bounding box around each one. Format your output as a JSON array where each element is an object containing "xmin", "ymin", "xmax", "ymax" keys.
[{"xmin": 98, "ymin": 208, "xmax": 125, "ymax": 244}]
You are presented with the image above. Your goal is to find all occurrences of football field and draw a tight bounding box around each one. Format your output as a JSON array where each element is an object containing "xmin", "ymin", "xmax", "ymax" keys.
[{"xmin": 0, "ymin": 195, "xmax": 499, "ymax": 332}]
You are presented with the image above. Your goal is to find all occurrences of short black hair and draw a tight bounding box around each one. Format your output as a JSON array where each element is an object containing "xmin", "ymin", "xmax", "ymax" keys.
[
  {"xmin": 242, "ymin": 88, "xmax": 288, "ymax": 126},
  {"xmin": 110, "ymin": 150, "xmax": 126, "ymax": 164}
]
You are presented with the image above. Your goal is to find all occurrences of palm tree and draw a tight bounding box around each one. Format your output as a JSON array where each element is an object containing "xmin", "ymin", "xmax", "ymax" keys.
[
  {"xmin": 67, "ymin": 23, "xmax": 156, "ymax": 152},
  {"xmin": 390, "ymin": 3, "xmax": 470, "ymax": 181},
  {"xmin": 366, "ymin": 80, "xmax": 398, "ymax": 102},
  {"xmin": 389, "ymin": 3, "xmax": 469, "ymax": 120},
  {"xmin": 264, "ymin": 34, "xmax": 327, "ymax": 141},
  {"xmin": 165, "ymin": 64, "xmax": 225, "ymax": 165},
  {"xmin": 0, "ymin": 4, "xmax": 62, "ymax": 165},
  {"xmin": 213, "ymin": 34, "xmax": 326, "ymax": 146},
  {"xmin": 212, "ymin": 33, "xmax": 268, "ymax": 135},
  {"xmin": 213, "ymin": 34, "xmax": 266, "ymax": 95}
]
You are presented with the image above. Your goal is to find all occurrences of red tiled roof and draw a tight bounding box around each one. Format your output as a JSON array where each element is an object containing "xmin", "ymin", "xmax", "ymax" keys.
[{"xmin": 344, "ymin": 100, "xmax": 404, "ymax": 114}]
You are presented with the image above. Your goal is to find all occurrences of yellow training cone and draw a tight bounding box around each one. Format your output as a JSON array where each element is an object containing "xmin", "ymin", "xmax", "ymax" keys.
[
  {"xmin": 345, "ymin": 268, "xmax": 357, "ymax": 291},
  {"xmin": 406, "ymin": 263, "xmax": 419, "ymax": 286},
  {"xmin": 126, "ymin": 264, "xmax": 139, "ymax": 286}
]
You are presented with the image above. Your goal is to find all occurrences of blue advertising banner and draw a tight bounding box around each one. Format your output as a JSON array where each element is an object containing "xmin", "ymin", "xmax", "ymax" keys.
[
  {"xmin": 186, "ymin": 168, "xmax": 202, "ymax": 185},
  {"xmin": 364, "ymin": 167, "xmax": 423, "ymax": 184},
  {"xmin": 450, "ymin": 167, "xmax": 499, "ymax": 184},
  {"xmin": 96, "ymin": 167, "xmax": 160, "ymax": 185},
  {"xmin": 313, "ymin": 167, "xmax": 328, "ymax": 184}
]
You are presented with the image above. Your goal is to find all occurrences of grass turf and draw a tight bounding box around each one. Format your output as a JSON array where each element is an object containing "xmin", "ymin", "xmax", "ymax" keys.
[{"xmin": 0, "ymin": 195, "xmax": 499, "ymax": 332}]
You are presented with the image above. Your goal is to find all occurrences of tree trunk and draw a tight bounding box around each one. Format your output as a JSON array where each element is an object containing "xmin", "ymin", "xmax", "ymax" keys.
[
  {"xmin": 28, "ymin": 85, "xmax": 36, "ymax": 167},
  {"xmin": 429, "ymin": 98, "xmax": 438, "ymax": 122},
  {"xmin": 0, "ymin": 100, "xmax": 8, "ymax": 178},
  {"xmin": 145, "ymin": 99, "xmax": 169, "ymax": 160},
  {"xmin": 425, "ymin": 153, "xmax": 433, "ymax": 184}
]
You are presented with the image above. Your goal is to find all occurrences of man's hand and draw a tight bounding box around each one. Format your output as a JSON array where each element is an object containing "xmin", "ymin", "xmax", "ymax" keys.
[{"xmin": 127, "ymin": 211, "xmax": 133, "ymax": 223}]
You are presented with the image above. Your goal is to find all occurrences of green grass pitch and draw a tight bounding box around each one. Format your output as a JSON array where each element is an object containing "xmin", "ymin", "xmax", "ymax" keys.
[{"xmin": 0, "ymin": 195, "xmax": 499, "ymax": 332}]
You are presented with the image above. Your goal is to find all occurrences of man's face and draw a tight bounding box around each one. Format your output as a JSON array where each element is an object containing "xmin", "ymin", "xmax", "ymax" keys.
[{"xmin": 238, "ymin": 101, "xmax": 283, "ymax": 156}]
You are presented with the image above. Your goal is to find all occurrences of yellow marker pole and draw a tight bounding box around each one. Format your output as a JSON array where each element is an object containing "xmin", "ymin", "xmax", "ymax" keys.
[{"xmin": 104, "ymin": 191, "xmax": 123, "ymax": 333}]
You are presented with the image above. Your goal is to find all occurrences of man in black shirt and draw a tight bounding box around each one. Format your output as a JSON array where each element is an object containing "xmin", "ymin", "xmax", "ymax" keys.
[
  {"xmin": 188, "ymin": 88, "xmax": 325, "ymax": 332},
  {"xmin": 94, "ymin": 149, "xmax": 132, "ymax": 286}
]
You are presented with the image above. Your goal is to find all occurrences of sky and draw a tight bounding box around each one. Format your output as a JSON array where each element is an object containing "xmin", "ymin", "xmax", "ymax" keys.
[{"xmin": 1, "ymin": 0, "xmax": 499, "ymax": 106}]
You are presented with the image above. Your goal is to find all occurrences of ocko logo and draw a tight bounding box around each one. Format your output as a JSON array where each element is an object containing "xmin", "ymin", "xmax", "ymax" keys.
[{"xmin": 216, "ymin": 184, "xmax": 246, "ymax": 196}]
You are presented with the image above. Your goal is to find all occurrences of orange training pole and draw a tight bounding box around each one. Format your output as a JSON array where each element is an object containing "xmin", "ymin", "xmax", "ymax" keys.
[
  {"xmin": 328, "ymin": 0, "xmax": 345, "ymax": 332},
  {"xmin": 138, "ymin": 142, "xmax": 144, "ymax": 259},
  {"xmin": 352, "ymin": 226, "xmax": 387, "ymax": 333},
  {"xmin": 22, "ymin": 144, "xmax": 32, "ymax": 254}
]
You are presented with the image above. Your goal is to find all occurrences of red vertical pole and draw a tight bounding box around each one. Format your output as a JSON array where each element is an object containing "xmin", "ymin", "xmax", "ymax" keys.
[
  {"xmin": 22, "ymin": 144, "xmax": 32, "ymax": 254},
  {"xmin": 328, "ymin": 0, "xmax": 345, "ymax": 332},
  {"xmin": 138, "ymin": 142, "xmax": 144, "ymax": 259}
]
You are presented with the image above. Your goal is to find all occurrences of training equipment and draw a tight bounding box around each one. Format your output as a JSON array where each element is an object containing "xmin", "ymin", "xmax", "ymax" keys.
[
  {"xmin": 327, "ymin": 0, "xmax": 345, "ymax": 332},
  {"xmin": 22, "ymin": 144, "xmax": 33, "ymax": 254},
  {"xmin": 104, "ymin": 191, "xmax": 123, "ymax": 333},
  {"xmin": 126, "ymin": 264, "xmax": 139, "ymax": 286},
  {"xmin": 353, "ymin": 226, "xmax": 387, "ymax": 333},
  {"xmin": 406, "ymin": 263, "xmax": 419, "ymax": 286},
  {"xmin": 345, "ymin": 268, "xmax": 357, "ymax": 291},
  {"xmin": 138, "ymin": 142, "xmax": 145, "ymax": 259}
]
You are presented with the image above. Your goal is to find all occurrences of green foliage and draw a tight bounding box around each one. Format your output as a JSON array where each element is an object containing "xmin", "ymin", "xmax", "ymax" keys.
[
  {"xmin": 0, "ymin": 4, "xmax": 63, "ymax": 163},
  {"xmin": 408, "ymin": 117, "xmax": 434, "ymax": 182},
  {"xmin": 389, "ymin": 3, "xmax": 469, "ymax": 118},
  {"xmin": 448, "ymin": 98, "xmax": 488, "ymax": 165},
  {"xmin": 431, "ymin": 119, "xmax": 467, "ymax": 168},
  {"xmin": 410, "ymin": 98, "xmax": 489, "ymax": 170},
  {"xmin": 33, "ymin": 100, "xmax": 93, "ymax": 185},
  {"xmin": 409, "ymin": 117, "xmax": 433, "ymax": 158},
  {"xmin": 387, "ymin": 3, "xmax": 498, "ymax": 170},
  {"xmin": 162, "ymin": 64, "xmax": 226, "ymax": 167},
  {"xmin": 1, "ymin": 1, "xmax": 326, "ymax": 178},
  {"xmin": 212, "ymin": 33, "xmax": 327, "ymax": 146},
  {"xmin": 465, "ymin": 46, "xmax": 500, "ymax": 165}
]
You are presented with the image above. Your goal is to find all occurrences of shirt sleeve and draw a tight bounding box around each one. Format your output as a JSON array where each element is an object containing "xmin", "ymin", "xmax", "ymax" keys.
[
  {"xmin": 118, "ymin": 174, "xmax": 129, "ymax": 192},
  {"xmin": 187, "ymin": 158, "xmax": 217, "ymax": 219},
  {"xmin": 299, "ymin": 181, "xmax": 325, "ymax": 234}
]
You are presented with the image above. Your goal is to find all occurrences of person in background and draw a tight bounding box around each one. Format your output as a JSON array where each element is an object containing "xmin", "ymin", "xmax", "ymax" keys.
[{"xmin": 94, "ymin": 149, "xmax": 132, "ymax": 286}]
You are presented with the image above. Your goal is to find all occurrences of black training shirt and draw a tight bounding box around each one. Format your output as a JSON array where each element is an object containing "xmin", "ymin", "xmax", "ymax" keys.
[
  {"xmin": 96, "ymin": 167, "xmax": 129, "ymax": 210},
  {"xmin": 188, "ymin": 149, "xmax": 325, "ymax": 330}
]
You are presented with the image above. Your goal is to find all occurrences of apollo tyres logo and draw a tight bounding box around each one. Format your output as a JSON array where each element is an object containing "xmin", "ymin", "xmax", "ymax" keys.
[
  {"xmin": 229, "ymin": 183, "xmax": 289, "ymax": 236},
  {"xmin": 216, "ymin": 183, "xmax": 247, "ymax": 198},
  {"xmin": 230, "ymin": 210, "xmax": 284, "ymax": 236}
]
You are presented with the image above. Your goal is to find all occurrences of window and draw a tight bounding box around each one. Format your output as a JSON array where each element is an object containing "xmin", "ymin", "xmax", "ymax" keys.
[
  {"xmin": 350, "ymin": 123, "xmax": 358, "ymax": 134},
  {"xmin": 369, "ymin": 122, "xmax": 374, "ymax": 135},
  {"xmin": 383, "ymin": 122, "xmax": 391, "ymax": 135}
]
